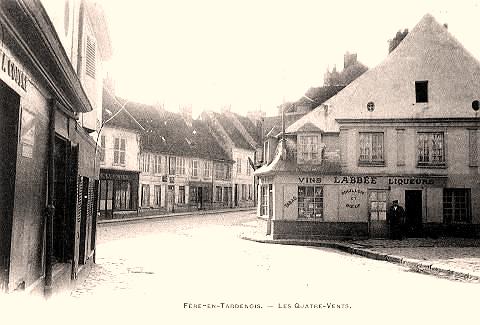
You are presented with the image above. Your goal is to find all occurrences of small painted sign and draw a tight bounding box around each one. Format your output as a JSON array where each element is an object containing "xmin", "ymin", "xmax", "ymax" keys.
[{"xmin": 21, "ymin": 108, "xmax": 35, "ymax": 158}]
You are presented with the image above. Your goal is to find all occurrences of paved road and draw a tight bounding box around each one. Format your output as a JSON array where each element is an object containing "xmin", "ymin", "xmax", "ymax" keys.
[{"xmin": 68, "ymin": 210, "xmax": 478, "ymax": 325}]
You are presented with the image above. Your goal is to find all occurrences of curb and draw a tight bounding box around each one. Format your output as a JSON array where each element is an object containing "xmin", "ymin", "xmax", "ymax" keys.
[
  {"xmin": 241, "ymin": 235, "xmax": 480, "ymax": 282},
  {"xmin": 98, "ymin": 207, "xmax": 256, "ymax": 225}
]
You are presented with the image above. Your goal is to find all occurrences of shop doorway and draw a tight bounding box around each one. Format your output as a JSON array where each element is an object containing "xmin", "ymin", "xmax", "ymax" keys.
[
  {"xmin": 197, "ymin": 187, "xmax": 203, "ymax": 209},
  {"xmin": 234, "ymin": 184, "xmax": 239, "ymax": 207},
  {"xmin": 405, "ymin": 190, "xmax": 423, "ymax": 237},
  {"xmin": 167, "ymin": 185, "xmax": 175, "ymax": 212},
  {"xmin": 0, "ymin": 81, "xmax": 20, "ymax": 292}
]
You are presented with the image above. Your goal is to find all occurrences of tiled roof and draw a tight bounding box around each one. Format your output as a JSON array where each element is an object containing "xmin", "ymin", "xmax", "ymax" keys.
[
  {"xmin": 102, "ymin": 89, "xmax": 144, "ymax": 131},
  {"xmin": 104, "ymin": 94, "xmax": 230, "ymax": 162},
  {"xmin": 233, "ymin": 113, "xmax": 262, "ymax": 144},
  {"xmin": 213, "ymin": 112, "xmax": 254, "ymax": 150}
]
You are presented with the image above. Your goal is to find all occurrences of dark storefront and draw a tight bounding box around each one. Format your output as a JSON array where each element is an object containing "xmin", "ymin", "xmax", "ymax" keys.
[
  {"xmin": 189, "ymin": 181, "xmax": 212, "ymax": 209},
  {"xmin": 99, "ymin": 169, "xmax": 139, "ymax": 218}
]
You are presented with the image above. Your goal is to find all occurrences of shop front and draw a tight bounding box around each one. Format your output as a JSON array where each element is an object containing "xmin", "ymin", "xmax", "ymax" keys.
[
  {"xmin": 99, "ymin": 169, "xmax": 139, "ymax": 219},
  {"xmin": 256, "ymin": 173, "xmax": 476, "ymax": 239},
  {"xmin": 189, "ymin": 181, "xmax": 212, "ymax": 210}
]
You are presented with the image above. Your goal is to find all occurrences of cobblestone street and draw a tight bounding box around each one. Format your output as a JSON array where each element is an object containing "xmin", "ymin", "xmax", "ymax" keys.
[{"xmin": 65, "ymin": 211, "xmax": 479, "ymax": 325}]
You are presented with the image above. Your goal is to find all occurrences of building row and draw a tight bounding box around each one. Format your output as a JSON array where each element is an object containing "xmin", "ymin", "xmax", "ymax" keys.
[
  {"xmin": 255, "ymin": 14, "xmax": 480, "ymax": 239},
  {"xmin": 0, "ymin": 0, "xmax": 110, "ymax": 296},
  {"xmin": 98, "ymin": 94, "xmax": 262, "ymax": 220}
]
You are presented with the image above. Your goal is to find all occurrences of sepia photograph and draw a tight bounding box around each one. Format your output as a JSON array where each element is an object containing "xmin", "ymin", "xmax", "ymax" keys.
[{"xmin": 1, "ymin": 0, "xmax": 480, "ymax": 324}]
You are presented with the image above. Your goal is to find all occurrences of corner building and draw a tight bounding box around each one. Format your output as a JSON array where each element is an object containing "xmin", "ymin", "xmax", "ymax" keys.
[{"xmin": 255, "ymin": 14, "xmax": 480, "ymax": 239}]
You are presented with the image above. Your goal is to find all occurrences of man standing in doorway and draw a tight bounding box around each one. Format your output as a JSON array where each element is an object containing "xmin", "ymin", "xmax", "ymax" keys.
[{"xmin": 387, "ymin": 200, "xmax": 405, "ymax": 240}]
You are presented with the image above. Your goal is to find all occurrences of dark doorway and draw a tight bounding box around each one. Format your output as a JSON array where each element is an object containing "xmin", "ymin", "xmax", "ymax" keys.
[
  {"xmin": 234, "ymin": 184, "xmax": 239, "ymax": 207},
  {"xmin": 167, "ymin": 185, "xmax": 175, "ymax": 212},
  {"xmin": 197, "ymin": 187, "xmax": 203, "ymax": 209},
  {"xmin": 0, "ymin": 81, "xmax": 20, "ymax": 292},
  {"xmin": 79, "ymin": 176, "xmax": 89, "ymax": 265},
  {"xmin": 405, "ymin": 190, "xmax": 423, "ymax": 237}
]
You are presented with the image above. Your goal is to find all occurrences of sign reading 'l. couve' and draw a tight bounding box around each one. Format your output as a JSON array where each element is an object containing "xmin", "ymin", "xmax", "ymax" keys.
[{"xmin": 0, "ymin": 49, "xmax": 29, "ymax": 92}]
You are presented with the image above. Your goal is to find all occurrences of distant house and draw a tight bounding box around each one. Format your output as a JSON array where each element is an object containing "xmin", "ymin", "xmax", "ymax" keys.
[
  {"xmin": 201, "ymin": 109, "xmax": 260, "ymax": 208},
  {"xmin": 255, "ymin": 14, "xmax": 480, "ymax": 240}
]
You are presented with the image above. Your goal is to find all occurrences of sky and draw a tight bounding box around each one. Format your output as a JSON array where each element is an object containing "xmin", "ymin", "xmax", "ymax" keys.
[{"xmin": 100, "ymin": 0, "xmax": 480, "ymax": 117}]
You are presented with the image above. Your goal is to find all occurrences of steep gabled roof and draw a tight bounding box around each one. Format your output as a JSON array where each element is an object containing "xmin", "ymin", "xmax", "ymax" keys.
[
  {"xmin": 102, "ymin": 89, "xmax": 144, "ymax": 131},
  {"xmin": 124, "ymin": 102, "xmax": 230, "ymax": 161},
  {"xmin": 287, "ymin": 14, "xmax": 480, "ymax": 133},
  {"xmin": 233, "ymin": 113, "xmax": 262, "ymax": 144},
  {"xmin": 213, "ymin": 112, "xmax": 254, "ymax": 150}
]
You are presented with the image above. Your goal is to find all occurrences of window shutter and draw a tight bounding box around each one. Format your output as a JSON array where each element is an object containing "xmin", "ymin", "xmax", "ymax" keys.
[
  {"xmin": 469, "ymin": 129, "xmax": 478, "ymax": 167},
  {"xmin": 86, "ymin": 36, "xmax": 96, "ymax": 78},
  {"xmin": 397, "ymin": 129, "xmax": 405, "ymax": 166},
  {"xmin": 339, "ymin": 129, "xmax": 348, "ymax": 166}
]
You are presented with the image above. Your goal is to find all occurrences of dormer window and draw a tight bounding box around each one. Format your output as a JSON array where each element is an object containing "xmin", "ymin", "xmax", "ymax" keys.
[
  {"xmin": 297, "ymin": 133, "xmax": 324, "ymax": 164},
  {"xmin": 415, "ymin": 80, "xmax": 428, "ymax": 103}
]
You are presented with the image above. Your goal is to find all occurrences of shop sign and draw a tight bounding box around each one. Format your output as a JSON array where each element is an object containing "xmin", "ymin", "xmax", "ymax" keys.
[
  {"xmin": 388, "ymin": 177, "xmax": 435, "ymax": 185},
  {"xmin": 20, "ymin": 108, "xmax": 35, "ymax": 158},
  {"xmin": 0, "ymin": 49, "xmax": 29, "ymax": 92},
  {"xmin": 341, "ymin": 188, "xmax": 365, "ymax": 209},
  {"xmin": 101, "ymin": 172, "xmax": 136, "ymax": 181}
]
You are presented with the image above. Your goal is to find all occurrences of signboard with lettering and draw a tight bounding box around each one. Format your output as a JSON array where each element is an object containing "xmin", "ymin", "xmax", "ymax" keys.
[
  {"xmin": 294, "ymin": 175, "xmax": 445, "ymax": 187},
  {"xmin": 0, "ymin": 49, "xmax": 29, "ymax": 92}
]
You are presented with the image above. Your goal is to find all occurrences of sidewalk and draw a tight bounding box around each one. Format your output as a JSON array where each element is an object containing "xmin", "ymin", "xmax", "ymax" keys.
[
  {"xmin": 241, "ymin": 230, "xmax": 480, "ymax": 283},
  {"xmin": 98, "ymin": 207, "xmax": 256, "ymax": 225}
]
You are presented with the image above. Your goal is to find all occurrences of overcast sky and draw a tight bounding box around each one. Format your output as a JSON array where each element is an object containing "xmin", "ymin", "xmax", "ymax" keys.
[{"xmin": 100, "ymin": 0, "xmax": 480, "ymax": 117}]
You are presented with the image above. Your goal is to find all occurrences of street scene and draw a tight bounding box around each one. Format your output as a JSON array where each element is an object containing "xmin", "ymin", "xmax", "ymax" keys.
[
  {"xmin": 66, "ymin": 209, "xmax": 478, "ymax": 324},
  {"xmin": 2, "ymin": 0, "xmax": 480, "ymax": 324}
]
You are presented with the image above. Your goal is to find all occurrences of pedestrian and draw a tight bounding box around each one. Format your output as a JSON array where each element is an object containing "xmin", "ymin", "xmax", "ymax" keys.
[{"xmin": 387, "ymin": 200, "xmax": 405, "ymax": 240}]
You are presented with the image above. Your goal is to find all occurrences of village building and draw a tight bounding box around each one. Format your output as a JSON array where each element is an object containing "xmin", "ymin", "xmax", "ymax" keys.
[
  {"xmin": 255, "ymin": 14, "xmax": 480, "ymax": 239},
  {"xmin": 201, "ymin": 109, "xmax": 260, "ymax": 208},
  {"xmin": 0, "ymin": 0, "xmax": 110, "ymax": 296},
  {"xmin": 98, "ymin": 88, "xmax": 144, "ymax": 219}
]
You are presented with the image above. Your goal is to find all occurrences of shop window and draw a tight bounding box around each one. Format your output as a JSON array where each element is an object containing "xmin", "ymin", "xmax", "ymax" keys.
[
  {"xmin": 86, "ymin": 35, "xmax": 96, "ymax": 79},
  {"xmin": 216, "ymin": 186, "xmax": 222, "ymax": 202},
  {"xmin": 237, "ymin": 158, "xmax": 242, "ymax": 174},
  {"xmin": 190, "ymin": 187, "xmax": 198, "ymax": 203},
  {"xmin": 248, "ymin": 184, "xmax": 252, "ymax": 200},
  {"xmin": 113, "ymin": 137, "xmax": 126, "ymax": 166},
  {"xmin": 260, "ymin": 185, "xmax": 269, "ymax": 216},
  {"xmin": 359, "ymin": 132, "xmax": 384, "ymax": 165},
  {"xmin": 168, "ymin": 156, "xmax": 176, "ymax": 175},
  {"xmin": 298, "ymin": 186, "xmax": 323, "ymax": 220},
  {"xmin": 179, "ymin": 186, "xmax": 185, "ymax": 204},
  {"xmin": 298, "ymin": 135, "xmax": 318, "ymax": 162},
  {"xmin": 141, "ymin": 184, "xmax": 150, "ymax": 207},
  {"xmin": 417, "ymin": 132, "xmax": 445, "ymax": 166},
  {"xmin": 369, "ymin": 190, "xmax": 387, "ymax": 221},
  {"xmin": 415, "ymin": 80, "xmax": 428, "ymax": 103},
  {"xmin": 241, "ymin": 184, "xmax": 247, "ymax": 200},
  {"xmin": 114, "ymin": 180, "xmax": 132, "ymax": 210},
  {"xmin": 154, "ymin": 185, "xmax": 161, "ymax": 207},
  {"xmin": 99, "ymin": 135, "xmax": 105, "ymax": 163},
  {"xmin": 443, "ymin": 189, "xmax": 471, "ymax": 223}
]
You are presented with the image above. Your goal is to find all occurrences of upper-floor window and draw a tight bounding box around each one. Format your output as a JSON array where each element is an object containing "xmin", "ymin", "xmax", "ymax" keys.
[
  {"xmin": 359, "ymin": 132, "xmax": 384, "ymax": 165},
  {"xmin": 154, "ymin": 155, "xmax": 162, "ymax": 174},
  {"xmin": 225, "ymin": 165, "xmax": 232, "ymax": 180},
  {"xmin": 113, "ymin": 137, "xmax": 126, "ymax": 166},
  {"xmin": 141, "ymin": 153, "xmax": 150, "ymax": 173},
  {"xmin": 204, "ymin": 161, "xmax": 211, "ymax": 178},
  {"xmin": 191, "ymin": 159, "xmax": 199, "ymax": 177},
  {"xmin": 415, "ymin": 80, "xmax": 428, "ymax": 103},
  {"xmin": 263, "ymin": 141, "xmax": 269, "ymax": 163},
  {"xmin": 237, "ymin": 158, "xmax": 242, "ymax": 174},
  {"xmin": 99, "ymin": 135, "xmax": 105, "ymax": 163},
  {"xmin": 215, "ymin": 163, "xmax": 224, "ymax": 180},
  {"xmin": 298, "ymin": 135, "xmax": 318, "ymax": 161},
  {"xmin": 246, "ymin": 159, "xmax": 251, "ymax": 176},
  {"xmin": 177, "ymin": 157, "xmax": 186, "ymax": 175},
  {"xmin": 417, "ymin": 132, "xmax": 445, "ymax": 166},
  {"xmin": 168, "ymin": 156, "xmax": 176, "ymax": 175},
  {"xmin": 86, "ymin": 35, "xmax": 96, "ymax": 79}
]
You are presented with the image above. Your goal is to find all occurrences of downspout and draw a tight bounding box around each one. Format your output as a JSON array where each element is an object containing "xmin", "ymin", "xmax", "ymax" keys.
[{"xmin": 44, "ymin": 99, "xmax": 56, "ymax": 299}]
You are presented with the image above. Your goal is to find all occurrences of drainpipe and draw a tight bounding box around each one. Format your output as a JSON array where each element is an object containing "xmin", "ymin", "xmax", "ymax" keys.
[{"xmin": 44, "ymin": 99, "xmax": 56, "ymax": 299}]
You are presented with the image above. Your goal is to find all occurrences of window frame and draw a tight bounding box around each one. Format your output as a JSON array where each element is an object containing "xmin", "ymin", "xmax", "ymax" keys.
[
  {"xmin": 358, "ymin": 131, "xmax": 385, "ymax": 166},
  {"xmin": 415, "ymin": 80, "xmax": 428, "ymax": 103},
  {"xmin": 443, "ymin": 188, "xmax": 471, "ymax": 224},
  {"xmin": 416, "ymin": 131, "xmax": 446, "ymax": 168},
  {"xmin": 113, "ymin": 137, "xmax": 126, "ymax": 166},
  {"xmin": 178, "ymin": 186, "xmax": 186, "ymax": 204},
  {"xmin": 297, "ymin": 133, "xmax": 320, "ymax": 163},
  {"xmin": 141, "ymin": 184, "xmax": 150, "ymax": 207},
  {"xmin": 297, "ymin": 186, "xmax": 324, "ymax": 221}
]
